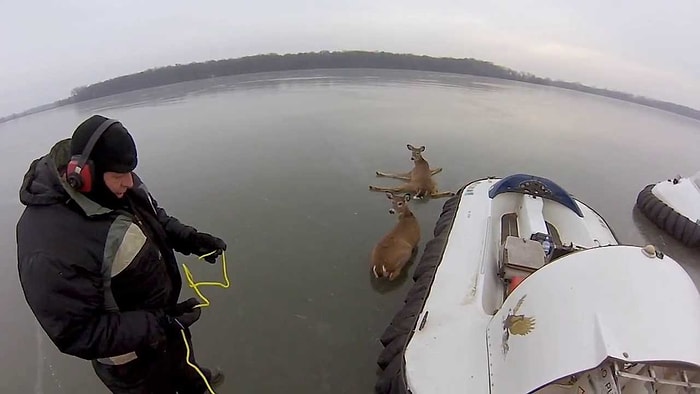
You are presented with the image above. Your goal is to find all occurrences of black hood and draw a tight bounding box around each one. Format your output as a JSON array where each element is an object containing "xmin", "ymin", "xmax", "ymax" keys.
[
  {"xmin": 19, "ymin": 139, "xmax": 112, "ymax": 217},
  {"xmin": 19, "ymin": 139, "xmax": 71, "ymax": 207},
  {"xmin": 70, "ymin": 115, "xmax": 138, "ymax": 175},
  {"xmin": 70, "ymin": 115, "xmax": 138, "ymax": 209}
]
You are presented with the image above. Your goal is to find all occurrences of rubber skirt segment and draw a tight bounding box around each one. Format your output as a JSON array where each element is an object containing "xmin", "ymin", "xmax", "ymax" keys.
[
  {"xmin": 636, "ymin": 184, "xmax": 700, "ymax": 247},
  {"xmin": 375, "ymin": 185, "xmax": 466, "ymax": 394}
]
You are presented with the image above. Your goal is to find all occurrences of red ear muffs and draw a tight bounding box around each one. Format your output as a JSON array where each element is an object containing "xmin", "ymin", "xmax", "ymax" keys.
[{"xmin": 66, "ymin": 155, "xmax": 95, "ymax": 192}]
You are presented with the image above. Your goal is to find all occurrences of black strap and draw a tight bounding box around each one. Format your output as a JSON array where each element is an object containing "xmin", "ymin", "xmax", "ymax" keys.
[{"xmin": 76, "ymin": 119, "xmax": 120, "ymax": 169}]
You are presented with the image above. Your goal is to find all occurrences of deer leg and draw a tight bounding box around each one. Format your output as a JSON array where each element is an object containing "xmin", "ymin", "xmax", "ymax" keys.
[
  {"xmin": 430, "ymin": 190, "xmax": 457, "ymax": 199},
  {"xmin": 413, "ymin": 187, "xmax": 428, "ymax": 200},
  {"xmin": 388, "ymin": 249, "xmax": 412, "ymax": 281},
  {"xmin": 388, "ymin": 270, "xmax": 400, "ymax": 281},
  {"xmin": 430, "ymin": 167, "xmax": 443, "ymax": 175},
  {"xmin": 375, "ymin": 170, "xmax": 411, "ymax": 180},
  {"xmin": 369, "ymin": 184, "xmax": 411, "ymax": 193}
]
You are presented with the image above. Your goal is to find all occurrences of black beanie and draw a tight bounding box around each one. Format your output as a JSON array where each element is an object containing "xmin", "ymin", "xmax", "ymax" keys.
[{"xmin": 70, "ymin": 115, "xmax": 138, "ymax": 174}]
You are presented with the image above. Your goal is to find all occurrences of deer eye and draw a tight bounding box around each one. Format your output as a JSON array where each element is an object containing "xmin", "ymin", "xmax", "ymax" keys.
[{"xmin": 397, "ymin": 202, "xmax": 404, "ymax": 207}]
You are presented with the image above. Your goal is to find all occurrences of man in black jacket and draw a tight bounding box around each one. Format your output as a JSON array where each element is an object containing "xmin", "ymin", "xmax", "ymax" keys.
[{"xmin": 16, "ymin": 115, "xmax": 227, "ymax": 393}]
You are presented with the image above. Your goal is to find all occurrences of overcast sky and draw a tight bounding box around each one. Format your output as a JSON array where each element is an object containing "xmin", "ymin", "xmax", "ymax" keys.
[{"xmin": 1, "ymin": 0, "xmax": 698, "ymax": 116}]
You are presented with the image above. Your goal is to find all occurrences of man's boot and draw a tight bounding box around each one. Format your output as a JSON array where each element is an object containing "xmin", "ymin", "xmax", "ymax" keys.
[{"xmin": 202, "ymin": 367, "xmax": 225, "ymax": 388}]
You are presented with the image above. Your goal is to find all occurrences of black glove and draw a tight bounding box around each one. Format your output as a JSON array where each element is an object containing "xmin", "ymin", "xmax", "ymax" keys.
[
  {"xmin": 189, "ymin": 232, "xmax": 227, "ymax": 263},
  {"xmin": 160, "ymin": 298, "xmax": 202, "ymax": 331}
]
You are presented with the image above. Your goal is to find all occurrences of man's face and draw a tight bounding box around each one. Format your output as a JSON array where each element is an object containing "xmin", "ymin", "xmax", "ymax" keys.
[{"xmin": 103, "ymin": 172, "xmax": 134, "ymax": 198}]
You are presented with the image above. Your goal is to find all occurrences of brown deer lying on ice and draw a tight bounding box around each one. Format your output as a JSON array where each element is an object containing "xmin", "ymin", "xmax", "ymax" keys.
[
  {"xmin": 369, "ymin": 144, "xmax": 455, "ymax": 199},
  {"xmin": 371, "ymin": 192, "xmax": 420, "ymax": 280}
]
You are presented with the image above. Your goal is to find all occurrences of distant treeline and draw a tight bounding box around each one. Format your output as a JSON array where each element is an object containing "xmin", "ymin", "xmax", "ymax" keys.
[
  {"xmin": 2, "ymin": 51, "xmax": 699, "ymax": 123},
  {"xmin": 0, "ymin": 100, "xmax": 72, "ymax": 124}
]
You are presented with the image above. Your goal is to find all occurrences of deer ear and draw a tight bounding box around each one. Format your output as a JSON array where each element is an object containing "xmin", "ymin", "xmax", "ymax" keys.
[
  {"xmin": 407, "ymin": 144, "xmax": 414, "ymax": 150},
  {"xmin": 404, "ymin": 193, "xmax": 411, "ymax": 202},
  {"xmin": 419, "ymin": 146, "xmax": 425, "ymax": 152},
  {"xmin": 386, "ymin": 192, "xmax": 394, "ymax": 199}
]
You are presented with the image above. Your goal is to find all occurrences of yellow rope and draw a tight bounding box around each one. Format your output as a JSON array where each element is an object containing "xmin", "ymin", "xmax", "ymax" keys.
[
  {"xmin": 183, "ymin": 250, "xmax": 231, "ymax": 308},
  {"xmin": 179, "ymin": 249, "xmax": 230, "ymax": 394},
  {"xmin": 181, "ymin": 329, "xmax": 215, "ymax": 394}
]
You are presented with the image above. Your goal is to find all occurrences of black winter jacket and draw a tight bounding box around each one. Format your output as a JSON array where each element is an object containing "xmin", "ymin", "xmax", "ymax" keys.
[{"xmin": 16, "ymin": 139, "xmax": 201, "ymax": 365}]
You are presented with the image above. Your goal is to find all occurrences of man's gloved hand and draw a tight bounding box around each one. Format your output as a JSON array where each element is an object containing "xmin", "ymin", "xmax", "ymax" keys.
[
  {"xmin": 189, "ymin": 232, "xmax": 227, "ymax": 263},
  {"xmin": 160, "ymin": 297, "xmax": 202, "ymax": 331},
  {"xmin": 166, "ymin": 297, "xmax": 201, "ymax": 316}
]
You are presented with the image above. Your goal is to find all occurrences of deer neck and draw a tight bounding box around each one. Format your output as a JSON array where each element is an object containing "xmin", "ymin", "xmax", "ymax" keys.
[
  {"xmin": 413, "ymin": 157, "xmax": 429, "ymax": 169},
  {"xmin": 398, "ymin": 209, "xmax": 415, "ymax": 221}
]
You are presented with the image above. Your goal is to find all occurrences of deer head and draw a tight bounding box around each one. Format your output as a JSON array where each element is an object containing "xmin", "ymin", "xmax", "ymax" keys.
[
  {"xmin": 386, "ymin": 192, "xmax": 412, "ymax": 215},
  {"xmin": 407, "ymin": 144, "xmax": 426, "ymax": 161}
]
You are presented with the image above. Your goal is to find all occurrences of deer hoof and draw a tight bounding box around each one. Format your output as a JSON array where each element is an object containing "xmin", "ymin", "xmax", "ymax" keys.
[{"xmin": 372, "ymin": 266, "xmax": 379, "ymax": 278}]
